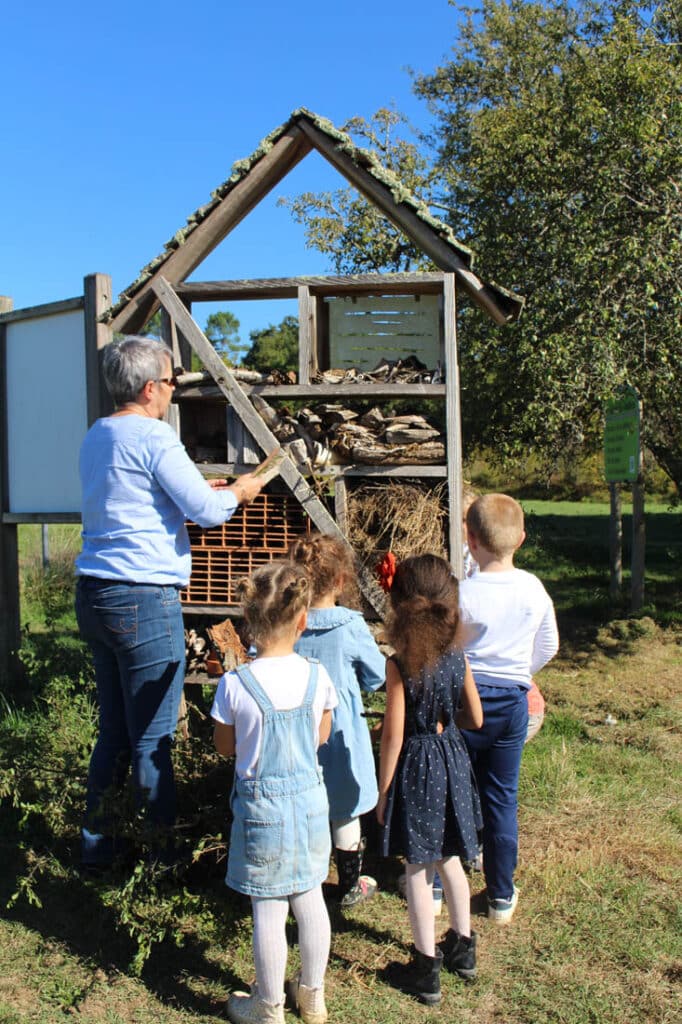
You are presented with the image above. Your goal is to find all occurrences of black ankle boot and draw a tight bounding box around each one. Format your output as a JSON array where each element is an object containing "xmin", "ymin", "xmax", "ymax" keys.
[
  {"xmin": 439, "ymin": 928, "xmax": 477, "ymax": 980},
  {"xmin": 387, "ymin": 948, "xmax": 443, "ymax": 1005}
]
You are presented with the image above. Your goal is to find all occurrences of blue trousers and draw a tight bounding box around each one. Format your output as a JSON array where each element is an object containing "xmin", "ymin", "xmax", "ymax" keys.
[
  {"xmin": 76, "ymin": 577, "xmax": 186, "ymax": 864},
  {"xmin": 462, "ymin": 685, "xmax": 528, "ymax": 901}
]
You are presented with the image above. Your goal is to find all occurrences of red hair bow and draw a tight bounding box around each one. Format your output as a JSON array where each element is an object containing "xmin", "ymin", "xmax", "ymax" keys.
[{"xmin": 376, "ymin": 551, "xmax": 397, "ymax": 593}]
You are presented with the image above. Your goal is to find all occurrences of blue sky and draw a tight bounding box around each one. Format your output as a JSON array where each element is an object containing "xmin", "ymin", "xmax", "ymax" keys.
[{"xmin": 1, "ymin": 0, "xmax": 463, "ymax": 344}]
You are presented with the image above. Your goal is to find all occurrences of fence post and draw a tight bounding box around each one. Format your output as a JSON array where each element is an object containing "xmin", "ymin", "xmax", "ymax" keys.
[
  {"xmin": 84, "ymin": 274, "xmax": 113, "ymax": 423},
  {"xmin": 608, "ymin": 482, "xmax": 622, "ymax": 602},
  {"xmin": 0, "ymin": 295, "xmax": 22, "ymax": 686},
  {"xmin": 631, "ymin": 479, "xmax": 645, "ymax": 612}
]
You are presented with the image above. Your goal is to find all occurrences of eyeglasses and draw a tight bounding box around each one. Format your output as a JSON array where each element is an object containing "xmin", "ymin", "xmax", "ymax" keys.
[{"xmin": 154, "ymin": 367, "xmax": 185, "ymax": 388}]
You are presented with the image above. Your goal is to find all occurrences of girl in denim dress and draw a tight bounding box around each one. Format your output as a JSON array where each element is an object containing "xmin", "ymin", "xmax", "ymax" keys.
[
  {"xmin": 377, "ymin": 555, "xmax": 483, "ymax": 1006},
  {"xmin": 212, "ymin": 561, "xmax": 338, "ymax": 1024},
  {"xmin": 290, "ymin": 534, "xmax": 386, "ymax": 908}
]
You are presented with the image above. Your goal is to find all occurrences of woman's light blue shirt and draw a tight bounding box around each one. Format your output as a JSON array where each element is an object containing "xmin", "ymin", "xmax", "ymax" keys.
[
  {"xmin": 75, "ymin": 415, "xmax": 238, "ymax": 586},
  {"xmin": 295, "ymin": 606, "xmax": 385, "ymax": 820}
]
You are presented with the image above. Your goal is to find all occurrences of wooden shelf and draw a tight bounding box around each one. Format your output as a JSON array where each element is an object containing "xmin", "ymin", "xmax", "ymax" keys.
[
  {"xmin": 196, "ymin": 463, "xmax": 447, "ymax": 479},
  {"xmin": 175, "ymin": 382, "xmax": 446, "ymax": 401}
]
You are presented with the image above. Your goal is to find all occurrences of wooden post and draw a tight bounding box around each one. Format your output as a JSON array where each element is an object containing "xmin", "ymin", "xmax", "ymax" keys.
[
  {"xmin": 159, "ymin": 307, "xmax": 182, "ymax": 435},
  {"xmin": 298, "ymin": 284, "xmax": 316, "ymax": 385},
  {"xmin": 0, "ymin": 295, "xmax": 22, "ymax": 686},
  {"xmin": 631, "ymin": 478, "xmax": 645, "ymax": 612},
  {"xmin": 443, "ymin": 275, "xmax": 464, "ymax": 577},
  {"xmin": 608, "ymin": 482, "xmax": 622, "ymax": 602},
  {"xmin": 83, "ymin": 273, "xmax": 113, "ymax": 423}
]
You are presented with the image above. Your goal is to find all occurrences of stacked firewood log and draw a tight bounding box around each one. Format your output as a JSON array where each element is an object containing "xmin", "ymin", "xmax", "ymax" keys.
[
  {"xmin": 185, "ymin": 619, "xmax": 248, "ymax": 676},
  {"xmin": 251, "ymin": 397, "xmax": 445, "ymax": 469}
]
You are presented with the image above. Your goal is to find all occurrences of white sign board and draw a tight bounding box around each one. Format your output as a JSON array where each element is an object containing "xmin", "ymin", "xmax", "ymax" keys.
[{"xmin": 6, "ymin": 309, "xmax": 88, "ymax": 513}]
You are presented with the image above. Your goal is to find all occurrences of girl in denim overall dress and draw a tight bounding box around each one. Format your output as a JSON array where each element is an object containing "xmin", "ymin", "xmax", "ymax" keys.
[
  {"xmin": 289, "ymin": 533, "xmax": 386, "ymax": 908},
  {"xmin": 212, "ymin": 561, "xmax": 338, "ymax": 1024}
]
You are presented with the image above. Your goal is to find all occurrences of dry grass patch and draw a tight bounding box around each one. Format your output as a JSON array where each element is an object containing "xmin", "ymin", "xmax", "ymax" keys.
[{"xmin": 346, "ymin": 481, "xmax": 448, "ymax": 564}]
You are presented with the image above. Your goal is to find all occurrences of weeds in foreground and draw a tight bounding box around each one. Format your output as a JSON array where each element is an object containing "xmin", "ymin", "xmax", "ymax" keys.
[
  {"xmin": 1, "ymin": 513, "xmax": 681, "ymax": 1023},
  {"xmin": 2, "ymin": 628, "xmax": 680, "ymax": 1023}
]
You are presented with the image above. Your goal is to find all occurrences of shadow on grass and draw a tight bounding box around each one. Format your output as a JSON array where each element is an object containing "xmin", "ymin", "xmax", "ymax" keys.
[{"xmin": 1, "ymin": 836, "xmax": 251, "ymax": 1016}]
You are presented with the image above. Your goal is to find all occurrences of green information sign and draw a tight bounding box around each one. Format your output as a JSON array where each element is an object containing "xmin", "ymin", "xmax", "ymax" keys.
[{"xmin": 604, "ymin": 387, "xmax": 640, "ymax": 483}]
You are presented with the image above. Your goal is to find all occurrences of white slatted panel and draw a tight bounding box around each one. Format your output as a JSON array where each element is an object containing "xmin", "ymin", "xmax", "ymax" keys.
[{"xmin": 327, "ymin": 295, "xmax": 441, "ymax": 371}]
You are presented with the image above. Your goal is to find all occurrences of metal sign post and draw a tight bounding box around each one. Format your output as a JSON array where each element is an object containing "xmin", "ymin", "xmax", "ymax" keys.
[{"xmin": 603, "ymin": 386, "xmax": 644, "ymax": 611}]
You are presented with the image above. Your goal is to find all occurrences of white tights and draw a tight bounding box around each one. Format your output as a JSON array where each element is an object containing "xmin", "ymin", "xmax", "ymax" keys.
[
  {"xmin": 405, "ymin": 857, "xmax": 471, "ymax": 956},
  {"xmin": 251, "ymin": 886, "xmax": 331, "ymax": 1006},
  {"xmin": 331, "ymin": 816, "xmax": 362, "ymax": 851}
]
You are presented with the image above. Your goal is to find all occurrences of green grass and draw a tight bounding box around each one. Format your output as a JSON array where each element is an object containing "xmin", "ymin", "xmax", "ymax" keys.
[
  {"xmin": 2, "ymin": 509, "xmax": 681, "ymax": 1023},
  {"xmin": 515, "ymin": 501, "xmax": 682, "ymax": 631}
]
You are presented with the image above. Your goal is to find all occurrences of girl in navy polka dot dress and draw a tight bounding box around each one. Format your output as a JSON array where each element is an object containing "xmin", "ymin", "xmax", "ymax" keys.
[{"xmin": 377, "ymin": 554, "xmax": 483, "ymax": 1005}]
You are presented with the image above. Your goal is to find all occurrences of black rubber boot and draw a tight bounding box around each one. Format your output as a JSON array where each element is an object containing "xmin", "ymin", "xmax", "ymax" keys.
[
  {"xmin": 335, "ymin": 843, "xmax": 363, "ymax": 898},
  {"xmin": 335, "ymin": 839, "xmax": 377, "ymax": 908},
  {"xmin": 439, "ymin": 928, "xmax": 477, "ymax": 980},
  {"xmin": 388, "ymin": 948, "xmax": 443, "ymax": 1005}
]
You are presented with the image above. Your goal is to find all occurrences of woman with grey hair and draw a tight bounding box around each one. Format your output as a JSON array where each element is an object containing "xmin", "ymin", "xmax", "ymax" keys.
[{"xmin": 75, "ymin": 335, "xmax": 265, "ymax": 869}]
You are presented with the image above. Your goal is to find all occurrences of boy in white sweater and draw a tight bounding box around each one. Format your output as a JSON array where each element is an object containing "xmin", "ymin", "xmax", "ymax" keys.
[{"xmin": 458, "ymin": 494, "xmax": 558, "ymax": 924}]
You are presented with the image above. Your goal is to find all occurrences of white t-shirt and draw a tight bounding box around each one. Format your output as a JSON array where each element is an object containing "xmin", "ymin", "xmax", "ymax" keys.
[
  {"xmin": 211, "ymin": 653, "xmax": 338, "ymax": 779},
  {"xmin": 458, "ymin": 569, "xmax": 558, "ymax": 688}
]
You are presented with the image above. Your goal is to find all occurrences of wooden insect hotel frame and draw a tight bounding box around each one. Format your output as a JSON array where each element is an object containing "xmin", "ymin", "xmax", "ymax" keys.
[{"xmin": 0, "ymin": 108, "xmax": 524, "ymax": 681}]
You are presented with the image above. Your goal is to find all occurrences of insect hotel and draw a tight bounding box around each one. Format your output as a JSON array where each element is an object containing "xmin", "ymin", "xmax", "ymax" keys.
[{"xmin": 0, "ymin": 109, "xmax": 523, "ymax": 682}]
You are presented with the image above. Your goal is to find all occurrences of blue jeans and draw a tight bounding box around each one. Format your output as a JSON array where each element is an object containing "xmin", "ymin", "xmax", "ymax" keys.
[
  {"xmin": 76, "ymin": 577, "xmax": 186, "ymax": 864},
  {"xmin": 462, "ymin": 685, "xmax": 528, "ymax": 901}
]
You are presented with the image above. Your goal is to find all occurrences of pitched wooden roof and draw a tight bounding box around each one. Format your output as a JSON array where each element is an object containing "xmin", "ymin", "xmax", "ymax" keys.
[{"xmin": 106, "ymin": 108, "xmax": 524, "ymax": 332}]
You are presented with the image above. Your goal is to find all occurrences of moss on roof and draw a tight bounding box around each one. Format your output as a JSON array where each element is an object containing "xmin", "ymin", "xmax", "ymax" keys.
[{"xmin": 105, "ymin": 108, "xmax": 521, "ymax": 323}]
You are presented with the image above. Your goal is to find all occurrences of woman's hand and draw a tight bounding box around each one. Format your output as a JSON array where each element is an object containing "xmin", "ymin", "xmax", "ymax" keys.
[
  {"xmin": 227, "ymin": 472, "xmax": 267, "ymax": 505},
  {"xmin": 376, "ymin": 792, "xmax": 388, "ymax": 826}
]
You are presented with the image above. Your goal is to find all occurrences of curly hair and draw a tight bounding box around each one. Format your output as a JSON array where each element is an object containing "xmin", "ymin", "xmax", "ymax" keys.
[
  {"xmin": 386, "ymin": 554, "xmax": 460, "ymax": 680},
  {"xmin": 238, "ymin": 560, "xmax": 311, "ymax": 649},
  {"xmin": 288, "ymin": 533, "xmax": 360, "ymax": 607}
]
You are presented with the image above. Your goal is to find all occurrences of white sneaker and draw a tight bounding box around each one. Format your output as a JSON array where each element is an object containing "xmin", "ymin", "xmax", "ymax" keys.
[
  {"xmin": 226, "ymin": 986, "xmax": 285, "ymax": 1024},
  {"xmin": 487, "ymin": 885, "xmax": 519, "ymax": 925},
  {"xmin": 288, "ymin": 974, "xmax": 328, "ymax": 1024}
]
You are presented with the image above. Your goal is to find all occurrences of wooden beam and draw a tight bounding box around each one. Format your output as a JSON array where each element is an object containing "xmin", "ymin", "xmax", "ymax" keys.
[
  {"xmin": 444, "ymin": 274, "xmax": 463, "ymax": 577},
  {"xmin": 2, "ymin": 512, "xmax": 81, "ymax": 523},
  {"xmin": 110, "ymin": 127, "xmax": 312, "ymax": 335},
  {"xmin": 297, "ymin": 118, "xmax": 521, "ymax": 325},
  {"xmin": 334, "ymin": 477, "xmax": 349, "ymax": 535},
  {"xmin": 0, "ymin": 296, "xmax": 83, "ymax": 324},
  {"xmin": 195, "ymin": 463, "xmax": 447, "ymax": 479},
  {"xmin": 83, "ymin": 274, "xmax": 113, "ymax": 424},
  {"xmin": 175, "ymin": 382, "xmax": 447, "ymax": 400},
  {"xmin": 0, "ymin": 296, "xmax": 22, "ymax": 686},
  {"xmin": 151, "ymin": 277, "xmax": 385, "ymax": 615},
  {"xmin": 175, "ymin": 273, "xmax": 446, "ymax": 302}
]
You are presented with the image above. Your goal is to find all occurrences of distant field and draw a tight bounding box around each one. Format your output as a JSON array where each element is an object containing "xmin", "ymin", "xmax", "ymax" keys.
[
  {"xmin": 516, "ymin": 500, "xmax": 682, "ymax": 630},
  {"xmin": 17, "ymin": 501, "xmax": 682, "ymax": 632}
]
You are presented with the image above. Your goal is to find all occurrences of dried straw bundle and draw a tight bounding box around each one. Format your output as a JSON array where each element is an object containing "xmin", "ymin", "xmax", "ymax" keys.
[{"xmin": 346, "ymin": 481, "xmax": 448, "ymax": 566}]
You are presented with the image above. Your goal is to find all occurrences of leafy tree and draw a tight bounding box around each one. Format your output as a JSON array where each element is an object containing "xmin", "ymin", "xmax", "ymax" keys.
[
  {"xmin": 284, "ymin": 1, "xmax": 682, "ymax": 492},
  {"xmin": 242, "ymin": 315, "xmax": 299, "ymax": 374},
  {"xmin": 141, "ymin": 309, "xmax": 245, "ymax": 371},
  {"xmin": 141, "ymin": 310, "xmax": 163, "ymax": 337},
  {"xmin": 204, "ymin": 310, "xmax": 246, "ymax": 366},
  {"xmin": 280, "ymin": 108, "xmax": 434, "ymax": 273},
  {"xmin": 415, "ymin": 0, "xmax": 682, "ymax": 489}
]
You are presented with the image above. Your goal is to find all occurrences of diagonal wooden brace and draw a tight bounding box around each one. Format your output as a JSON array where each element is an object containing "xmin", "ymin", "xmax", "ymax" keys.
[{"xmin": 151, "ymin": 276, "xmax": 384, "ymax": 617}]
